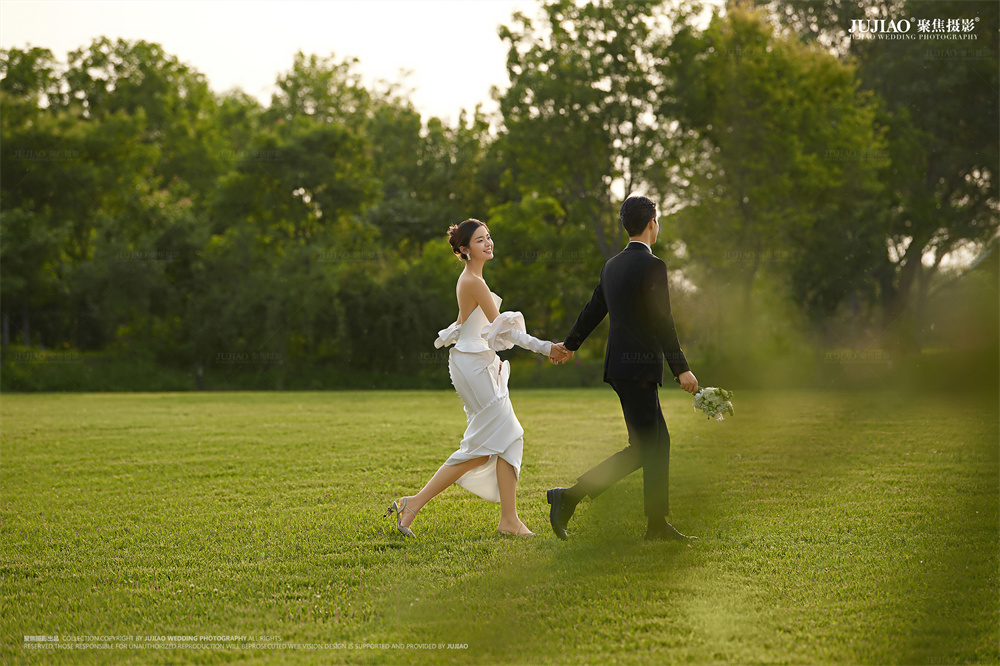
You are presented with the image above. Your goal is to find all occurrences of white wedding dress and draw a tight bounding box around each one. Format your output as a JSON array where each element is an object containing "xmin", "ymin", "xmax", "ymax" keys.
[{"xmin": 434, "ymin": 293, "xmax": 552, "ymax": 502}]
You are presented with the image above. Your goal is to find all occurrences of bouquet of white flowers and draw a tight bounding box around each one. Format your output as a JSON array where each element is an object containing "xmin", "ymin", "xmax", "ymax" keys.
[{"xmin": 693, "ymin": 387, "xmax": 734, "ymax": 421}]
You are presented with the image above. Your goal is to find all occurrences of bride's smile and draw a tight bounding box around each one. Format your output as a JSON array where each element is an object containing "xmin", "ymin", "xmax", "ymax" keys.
[{"xmin": 467, "ymin": 227, "xmax": 494, "ymax": 261}]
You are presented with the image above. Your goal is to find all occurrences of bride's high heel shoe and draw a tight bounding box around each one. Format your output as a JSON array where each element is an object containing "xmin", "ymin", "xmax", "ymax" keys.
[
  {"xmin": 384, "ymin": 497, "xmax": 416, "ymax": 538},
  {"xmin": 497, "ymin": 525, "xmax": 536, "ymax": 538}
]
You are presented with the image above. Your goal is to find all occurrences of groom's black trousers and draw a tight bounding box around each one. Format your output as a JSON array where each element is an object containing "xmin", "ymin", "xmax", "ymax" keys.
[{"xmin": 574, "ymin": 379, "xmax": 671, "ymax": 517}]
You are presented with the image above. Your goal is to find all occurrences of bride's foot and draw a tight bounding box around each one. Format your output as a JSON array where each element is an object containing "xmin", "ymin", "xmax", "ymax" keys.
[
  {"xmin": 398, "ymin": 497, "xmax": 418, "ymax": 530},
  {"xmin": 497, "ymin": 520, "xmax": 535, "ymax": 538},
  {"xmin": 384, "ymin": 496, "xmax": 419, "ymax": 537}
]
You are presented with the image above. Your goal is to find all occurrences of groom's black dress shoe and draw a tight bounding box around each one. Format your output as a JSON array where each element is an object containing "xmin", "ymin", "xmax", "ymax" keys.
[
  {"xmin": 644, "ymin": 522, "xmax": 697, "ymax": 542},
  {"xmin": 547, "ymin": 488, "xmax": 575, "ymax": 540}
]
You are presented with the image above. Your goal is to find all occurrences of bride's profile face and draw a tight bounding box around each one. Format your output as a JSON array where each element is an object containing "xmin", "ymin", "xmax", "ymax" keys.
[{"xmin": 464, "ymin": 226, "xmax": 494, "ymax": 262}]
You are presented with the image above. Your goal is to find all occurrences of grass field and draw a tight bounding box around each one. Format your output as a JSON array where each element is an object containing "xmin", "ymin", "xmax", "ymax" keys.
[{"xmin": 1, "ymin": 387, "xmax": 997, "ymax": 665}]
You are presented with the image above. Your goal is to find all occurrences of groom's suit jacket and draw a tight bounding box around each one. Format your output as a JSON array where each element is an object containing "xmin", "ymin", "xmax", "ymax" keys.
[{"xmin": 564, "ymin": 241, "xmax": 690, "ymax": 386}]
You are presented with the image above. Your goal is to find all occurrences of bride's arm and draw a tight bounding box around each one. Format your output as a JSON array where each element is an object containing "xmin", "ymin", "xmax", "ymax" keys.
[
  {"xmin": 463, "ymin": 280, "xmax": 553, "ymax": 356},
  {"xmin": 486, "ymin": 312, "xmax": 553, "ymax": 356},
  {"xmin": 506, "ymin": 325, "xmax": 553, "ymax": 356}
]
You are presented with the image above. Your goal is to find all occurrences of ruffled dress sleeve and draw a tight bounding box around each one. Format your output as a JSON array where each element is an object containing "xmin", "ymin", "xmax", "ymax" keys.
[
  {"xmin": 485, "ymin": 312, "xmax": 552, "ymax": 356},
  {"xmin": 434, "ymin": 321, "xmax": 461, "ymax": 349}
]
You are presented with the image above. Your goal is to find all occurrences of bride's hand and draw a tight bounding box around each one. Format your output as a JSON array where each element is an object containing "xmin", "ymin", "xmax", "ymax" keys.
[{"xmin": 548, "ymin": 343, "xmax": 565, "ymax": 363}]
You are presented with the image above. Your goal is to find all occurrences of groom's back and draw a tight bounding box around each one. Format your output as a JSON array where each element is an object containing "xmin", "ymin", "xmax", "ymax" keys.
[
  {"xmin": 565, "ymin": 242, "xmax": 689, "ymax": 385},
  {"xmin": 603, "ymin": 249, "xmax": 656, "ymax": 321},
  {"xmin": 601, "ymin": 247, "xmax": 666, "ymax": 383}
]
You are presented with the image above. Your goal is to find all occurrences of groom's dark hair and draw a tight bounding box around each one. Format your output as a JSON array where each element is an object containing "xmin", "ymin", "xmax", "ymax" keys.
[{"xmin": 619, "ymin": 196, "xmax": 656, "ymax": 237}]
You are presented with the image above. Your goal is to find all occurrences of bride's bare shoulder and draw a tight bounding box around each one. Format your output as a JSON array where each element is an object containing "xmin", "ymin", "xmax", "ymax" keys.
[{"xmin": 456, "ymin": 274, "xmax": 489, "ymax": 297}]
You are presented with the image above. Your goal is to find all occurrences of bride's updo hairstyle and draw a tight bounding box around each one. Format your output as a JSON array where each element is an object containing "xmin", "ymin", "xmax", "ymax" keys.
[{"xmin": 448, "ymin": 219, "xmax": 487, "ymax": 261}]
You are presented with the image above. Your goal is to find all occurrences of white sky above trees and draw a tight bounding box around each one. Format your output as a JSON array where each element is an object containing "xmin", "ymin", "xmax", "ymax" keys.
[{"xmin": 0, "ymin": 0, "xmax": 538, "ymax": 123}]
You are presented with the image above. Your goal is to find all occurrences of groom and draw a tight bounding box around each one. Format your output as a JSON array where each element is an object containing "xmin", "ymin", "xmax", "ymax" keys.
[{"xmin": 548, "ymin": 195, "xmax": 699, "ymax": 541}]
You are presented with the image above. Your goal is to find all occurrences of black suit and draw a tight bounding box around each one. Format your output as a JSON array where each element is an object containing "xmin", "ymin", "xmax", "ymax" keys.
[{"xmin": 563, "ymin": 241, "xmax": 690, "ymax": 517}]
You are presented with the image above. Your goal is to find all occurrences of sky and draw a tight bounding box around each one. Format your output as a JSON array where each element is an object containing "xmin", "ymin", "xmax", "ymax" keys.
[{"xmin": 0, "ymin": 0, "xmax": 539, "ymax": 123}]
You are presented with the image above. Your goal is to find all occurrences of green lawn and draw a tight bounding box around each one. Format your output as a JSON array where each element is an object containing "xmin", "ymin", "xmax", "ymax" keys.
[{"xmin": 1, "ymin": 387, "xmax": 997, "ymax": 665}]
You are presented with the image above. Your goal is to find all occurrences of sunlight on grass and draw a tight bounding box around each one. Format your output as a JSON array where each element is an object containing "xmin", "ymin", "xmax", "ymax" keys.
[{"xmin": 1, "ymin": 388, "xmax": 997, "ymax": 665}]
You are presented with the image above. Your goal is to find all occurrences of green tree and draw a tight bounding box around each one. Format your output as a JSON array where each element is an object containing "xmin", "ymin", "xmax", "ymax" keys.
[
  {"xmin": 211, "ymin": 116, "xmax": 376, "ymax": 242},
  {"xmin": 753, "ymin": 0, "xmax": 1000, "ymax": 345},
  {"xmin": 1, "ymin": 47, "xmax": 65, "ymax": 346},
  {"xmin": 202, "ymin": 109, "xmax": 379, "ymax": 385},
  {"xmin": 78, "ymin": 182, "xmax": 209, "ymax": 359},
  {"xmin": 266, "ymin": 51, "xmax": 370, "ymax": 126},
  {"xmin": 662, "ymin": 6, "xmax": 886, "ymax": 326},
  {"xmin": 497, "ymin": 0, "xmax": 699, "ymax": 260},
  {"xmin": 366, "ymin": 106, "xmax": 500, "ymax": 248},
  {"xmin": 486, "ymin": 195, "xmax": 606, "ymax": 346},
  {"xmin": 2, "ymin": 45, "xmax": 161, "ymax": 349},
  {"xmin": 0, "ymin": 46, "xmax": 60, "ymax": 102},
  {"xmin": 62, "ymin": 37, "xmax": 226, "ymax": 200},
  {"xmin": 267, "ymin": 51, "xmax": 501, "ymax": 248}
]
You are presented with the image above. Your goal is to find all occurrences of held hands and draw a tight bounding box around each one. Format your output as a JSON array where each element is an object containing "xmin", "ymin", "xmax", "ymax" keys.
[{"xmin": 549, "ymin": 342, "xmax": 574, "ymax": 364}]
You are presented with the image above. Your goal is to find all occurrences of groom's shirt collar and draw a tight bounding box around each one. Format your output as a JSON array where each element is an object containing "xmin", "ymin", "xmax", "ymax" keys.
[{"xmin": 626, "ymin": 240, "xmax": 652, "ymax": 253}]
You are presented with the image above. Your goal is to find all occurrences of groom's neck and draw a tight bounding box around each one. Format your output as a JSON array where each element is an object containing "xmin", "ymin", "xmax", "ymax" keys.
[{"xmin": 629, "ymin": 234, "xmax": 654, "ymax": 248}]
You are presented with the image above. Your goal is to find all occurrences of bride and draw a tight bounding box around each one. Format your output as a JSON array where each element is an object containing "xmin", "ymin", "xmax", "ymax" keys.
[{"xmin": 385, "ymin": 219, "xmax": 569, "ymax": 538}]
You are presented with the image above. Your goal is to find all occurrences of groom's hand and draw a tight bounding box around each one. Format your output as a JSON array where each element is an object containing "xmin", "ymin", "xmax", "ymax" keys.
[{"xmin": 677, "ymin": 371, "xmax": 698, "ymax": 394}]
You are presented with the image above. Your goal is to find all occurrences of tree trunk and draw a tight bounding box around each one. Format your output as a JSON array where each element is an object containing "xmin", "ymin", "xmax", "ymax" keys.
[
  {"xmin": 274, "ymin": 352, "xmax": 285, "ymax": 391},
  {"xmin": 737, "ymin": 244, "xmax": 761, "ymax": 353},
  {"xmin": 849, "ymin": 292, "xmax": 858, "ymax": 351},
  {"xmin": 590, "ymin": 208, "xmax": 614, "ymax": 261},
  {"xmin": 21, "ymin": 303, "xmax": 29, "ymax": 346},
  {"xmin": 880, "ymin": 235, "xmax": 930, "ymax": 355},
  {"xmin": 912, "ymin": 252, "xmax": 944, "ymax": 353},
  {"xmin": 2, "ymin": 311, "xmax": 9, "ymax": 347},
  {"xmin": 814, "ymin": 314, "xmax": 827, "ymax": 385}
]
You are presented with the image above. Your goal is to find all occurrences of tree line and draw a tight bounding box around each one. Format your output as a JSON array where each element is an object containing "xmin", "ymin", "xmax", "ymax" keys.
[{"xmin": 1, "ymin": 0, "xmax": 996, "ymax": 390}]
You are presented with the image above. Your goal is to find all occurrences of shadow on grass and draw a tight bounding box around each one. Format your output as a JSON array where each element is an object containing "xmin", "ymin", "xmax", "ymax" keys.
[
  {"xmin": 355, "ymin": 389, "xmax": 999, "ymax": 665},
  {"xmin": 367, "ymin": 485, "xmax": 712, "ymax": 666}
]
